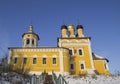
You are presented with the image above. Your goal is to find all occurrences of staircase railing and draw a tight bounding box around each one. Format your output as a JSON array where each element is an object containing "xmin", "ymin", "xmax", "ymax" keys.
[
  {"xmin": 52, "ymin": 72, "xmax": 68, "ymax": 84},
  {"xmin": 30, "ymin": 72, "xmax": 46, "ymax": 84}
]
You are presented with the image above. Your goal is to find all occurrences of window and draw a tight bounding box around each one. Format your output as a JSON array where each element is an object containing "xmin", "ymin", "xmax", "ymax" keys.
[
  {"xmin": 104, "ymin": 64, "xmax": 107, "ymax": 69},
  {"xmin": 43, "ymin": 58, "xmax": 46, "ymax": 64},
  {"xmin": 33, "ymin": 58, "xmax": 36, "ymax": 64},
  {"xmin": 80, "ymin": 64, "xmax": 84, "ymax": 70},
  {"xmin": 23, "ymin": 58, "xmax": 27, "ymax": 64},
  {"xmin": 26, "ymin": 39, "xmax": 30, "ymax": 45},
  {"xmin": 69, "ymin": 49, "xmax": 74, "ymax": 56},
  {"xmin": 68, "ymin": 31, "xmax": 70, "ymax": 37},
  {"xmin": 104, "ymin": 62, "xmax": 108, "ymax": 70},
  {"xmin": 32, "ymin": 39, "xmax": 34, "ymax": 45},
  {"xmin": 78, "ymin": 48, "xmax": 83, "ymax": 56},
  {"xmin": 69, "ymin": 50, "xmax": 72, "ymax": 55},
  {"xmin": 70, "ymin": 64, "xmax": 74, "ymax": 70},
  {"xmin": 14, "ymin": 57, "xmax": 17, "ymax": 64},
  {"xmin": 53, "ymin": 58, "xmax": 56, "ymax": 64}
]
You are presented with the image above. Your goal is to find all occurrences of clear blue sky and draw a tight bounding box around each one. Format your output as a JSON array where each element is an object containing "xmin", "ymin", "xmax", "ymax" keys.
[{"xmin": 0, "ymin": 0, "xmax": 120, "ymax": 73}]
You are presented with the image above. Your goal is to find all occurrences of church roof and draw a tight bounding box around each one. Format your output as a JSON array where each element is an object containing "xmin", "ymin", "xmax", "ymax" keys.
[
  {"xmin": 61, "ymin": 25, "xmax": 67, "ymax": 30},
  {"xmin": 22, "ymin": 25, "xmax": 40, "ymax": 40},
  {"xmin": 76, "ymin": 25, "xmax": 83, "ymax": 29},
  {"xmin": 92, "ymin": 53, "xmax": 109, "ymax": 62},
  {"xmin": 57, "ymin": 37, "xmax": 91, "ymax": 40},
  {"xmin": 22, "ymin": 32, "xmax": 40, "ymax": 40},
  {"xmin": 8, "ymin": 47, "xmax": 69, "ymax": 50}
]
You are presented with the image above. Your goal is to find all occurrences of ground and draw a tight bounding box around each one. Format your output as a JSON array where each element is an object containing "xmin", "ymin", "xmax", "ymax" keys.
[
  {"xmin": 65, "ymin": 75, "xmax": 120, "ymax": 84},
  {"xmin": 0, "ymin": 72, "xmax": 120, "ymax": 84}
]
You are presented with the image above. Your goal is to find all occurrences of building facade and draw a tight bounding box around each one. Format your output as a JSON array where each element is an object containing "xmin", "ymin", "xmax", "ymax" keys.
[{"xmin": 8, "ymin": 24, "xmax": 110, "ymax": 76}]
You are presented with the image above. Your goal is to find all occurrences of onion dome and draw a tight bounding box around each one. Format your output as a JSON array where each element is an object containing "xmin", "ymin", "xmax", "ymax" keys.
[
  {"xmin": 68, "ymin": 24, "xmax": 74, "ymax": 29},
  {"xmin": 61, "ymin": 25, "xmax": 67, "ymax": 30},
  {"xmin": 76, "ymin": 25, "xmax": 83, "ymax": 29}
]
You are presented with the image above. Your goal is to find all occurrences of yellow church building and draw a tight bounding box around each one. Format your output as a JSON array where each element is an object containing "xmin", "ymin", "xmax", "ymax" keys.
[{"xmin": 8, "ymin": 24, "xmax": 110, "ymax": 76}]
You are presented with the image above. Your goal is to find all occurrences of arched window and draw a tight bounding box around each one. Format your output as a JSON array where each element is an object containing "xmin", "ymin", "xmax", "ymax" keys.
[
  {"xmin": 43, "ymin": 58, "xmax": 46, "ymax": 64},
  {"xmin": 53, "ymin": 58, "xmax": 56, "ymax": 64},
  {"xmin": 68, "ymin": 31, "xmax": 70, "ymax": 37},
  {"xmin": 33, "ymin": 58, "xmax": 37, "ymax": 64},
  {"xmin": 26, "ymin": 39, "xmax": 30, "ymax": 45},
  {"xmin": 32, "ymin": 39, "xmax": 34, "ymax": 45},
  {"xmin": 14, "ymin": 57, "xmax": 18, "ymax": 64}
]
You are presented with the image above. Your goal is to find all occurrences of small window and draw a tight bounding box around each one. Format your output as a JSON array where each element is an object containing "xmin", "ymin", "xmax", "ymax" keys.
[
  {"xmin": 68, "ymin": 31, "xmax": 70, "ymax": 37},
  {"xmin": 43, "ymin": 58, "xmax": 46, "ymax": 64},
  {"xmin": 53, "ymin": 58, "xmax": 56, "ymax": 64},
  {"xmin": 69, "ymin": 49, "xmax": 73, "ymax": 55},
  {"xmin": 104, "ymin": 63, "xmax": 108, "ymax": 70},
  {"xmin": 26, "ymin": 39, "xmax": 30, "ymax": 45},
  {"xmin": 14, "ymin": 57, "xmax": 18, "ymax": 64},
  {"xmin": 33, "ymin": 58, "xmax": 36, "ymax": 64},
  {"xmin": 78, "ymin": 49, "xmax": 83, "ymax": 55},
  {"xmin": 32, "ymin": 39, "xmax": 34, "ymax": 45},
  {"xmin": 80, "ymin": 64, "xmax": 84, "ymax": 70},
  {"xmin": 23, "ymin": 58, "xmax": 27, "ymax": 64},
  {"xmin": 70, "ymin": 64, "xmax": 74, "ymax": 70},
  {"xmin": 104, "ymin": 64, "xmax": 107, "ymax": 69}
]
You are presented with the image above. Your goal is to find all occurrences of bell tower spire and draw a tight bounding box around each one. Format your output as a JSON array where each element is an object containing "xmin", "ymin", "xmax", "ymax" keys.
[
  {"xmin": 29, "ymin": 25, "xmax": 33, "ymax": 32},
  {"xmin": 22, "ymin": 25, "xmax": 39, "ymax": 47}
]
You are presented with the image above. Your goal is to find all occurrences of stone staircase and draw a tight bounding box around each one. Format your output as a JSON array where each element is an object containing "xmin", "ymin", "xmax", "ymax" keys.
[{"xmin": 44, "ymin": 73, "xmax": 54, "ymax": 84}]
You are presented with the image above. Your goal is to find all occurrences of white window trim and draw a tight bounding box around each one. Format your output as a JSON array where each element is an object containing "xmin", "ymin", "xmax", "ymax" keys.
[
  {"xmin": 42, "ymin": 57, "xmax": 47, "ymax": 65},
  {"xmin": 52, "ymin": 57, "xmax": 57, "ymax": 65},
  {"xmin": 70, "ymin": 60, "xmax": 75, "ymax": 71},
  {"xmin": 78, "ymin": 48, "xmax": 84, "ymax": 56},
  {"xmin": 42, "ymin": 55, "xmax": 47, "ymax": 58},
  {"xmin": 69, "ymin": 48, "xmax": 74, "ymax": 56},
  {"xmin": 52, "ymin": 55, "xmax": 57, "ymax": 58},
  {"xmin": 26, "ymin": 38, "xmax": 30, "ymax": 45},
  {"xmin": 32, "ymin": 55, "xmax": 37, "ymax": 65},
  {"xmin": 32, "ymin": 39, "xmax": 35, "ymax": 45},
  {"xmin": 104, "ymin": 60, "xmax": 109, "ymax": 70},
  {"xmin": 52, "ymin": 55, "xmax": 57, "ymax": 65},
  {"xmin": 23, "ymin": 57, "xmax": 28, "ymax": 64},
  {"xmin": 32, "ymin": 57, "xmax": 37, "ymax": 65},
  {"xmin": 23, "ymin": 55, "xmax": 28, "ymax": 57},
  {"xmin": 14, "ymin": 55, "xmax": 19, "ymax": 57},
  {"xmin": 70, "ymin": 63, "xmax": 75, "ymax": 71},
  {"xmin": 79, "ymin": 61, "xmax": 86, "ymax": 70},
  {"xmin": 33, "ymin": 55, "xmax": 37, "ymax": 58},
  {"xmin": 14, "ymin": 57, "xmax": 18, "ymax": 64}
]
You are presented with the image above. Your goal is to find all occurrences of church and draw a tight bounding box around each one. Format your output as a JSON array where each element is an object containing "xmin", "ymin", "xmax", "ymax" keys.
[{"xmin": 8, "ymin": 24, "xmax": 110, "ymax": 76}]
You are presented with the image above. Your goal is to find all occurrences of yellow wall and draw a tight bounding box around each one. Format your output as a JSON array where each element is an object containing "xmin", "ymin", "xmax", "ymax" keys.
[
  {"xmin": 9, "ymin": 48, "xmax": 70, "ymax": 74},
  {"xmin": 63, "ymin": 51, "xmax": 70, "ymax": 72},
  {"xmin": 9, "ymin": 24, "xmax": 110, "ymax": 76},
  {"xmin": 94, "ymin": 60, "xmax": 110, "ymax": 75},
  {"xmin": 59, "ymin": 38, "xmax": 93, "ymax": 75},
  {"xmin": 62, "ymin": 29, "xmax": 67, "ymax": 37}
]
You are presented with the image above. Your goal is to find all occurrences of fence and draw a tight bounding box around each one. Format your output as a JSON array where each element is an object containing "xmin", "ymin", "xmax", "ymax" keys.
[
  {"xmin": 52, "ymin": 72, "xmax": 68, "ymax": 84},
  {"xmin": 30, "ymin": 73, "xmax": 45, "ymax": 84}
]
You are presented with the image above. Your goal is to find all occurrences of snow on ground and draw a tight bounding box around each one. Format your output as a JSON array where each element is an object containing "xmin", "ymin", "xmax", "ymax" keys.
[
  {"xmin": 0, "ymin": 72, "xmax": 30, "ymax": 84},
  {"xmin": 65, "ymin": 75, "xmax": 120, "ymax": 84},
  {"xmin": 0, "ymin": 72, "xmax": 120, "ymax": 84}
]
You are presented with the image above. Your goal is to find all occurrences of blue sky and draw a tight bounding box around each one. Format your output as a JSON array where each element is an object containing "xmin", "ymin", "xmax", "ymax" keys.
[{"xmin": 0, "ymin": 0, "xmax": 120, "ymax": 73}]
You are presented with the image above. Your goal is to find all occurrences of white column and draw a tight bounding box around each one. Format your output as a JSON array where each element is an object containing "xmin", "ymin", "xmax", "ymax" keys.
[
  {"xmin": 8, "ymin": 49, "xmax": 12, "ymax": 64},
  {"xmin": 23, "ymin": 39, "xmax": 26, "ymax": 47},
  {"xmin": 87, "ymin": 40, "xmax": 95, "ymax": 74},
  {"xmin": 34, "ymin": 39, "xmax": 37, "ymax": 47},
  {"xmin": 88, "ymin": 42, "xmax": 95, "ymax": 70},
  {"xmin": 59, "ymin": 49, "xmax": 64, "ymax": 75}
]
